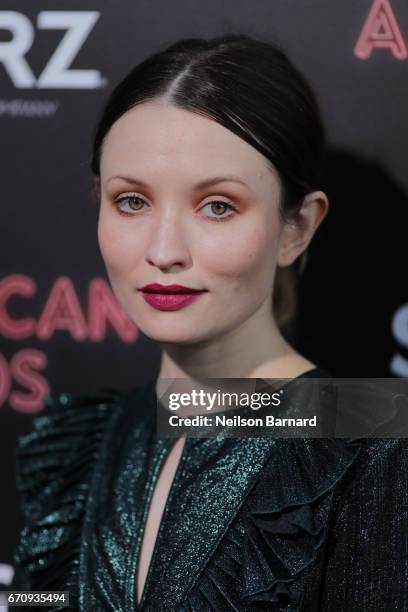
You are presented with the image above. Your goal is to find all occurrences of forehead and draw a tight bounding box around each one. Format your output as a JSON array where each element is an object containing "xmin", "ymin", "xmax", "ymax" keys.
[{"xmin": 100, "ymin": 101, "xmax": 277, "ymax": 188}]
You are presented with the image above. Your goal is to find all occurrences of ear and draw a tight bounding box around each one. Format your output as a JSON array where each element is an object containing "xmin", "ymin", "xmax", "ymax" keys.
[{"xmin": 277, "ymin": 191, "xmax": 329, "ymax": 268}]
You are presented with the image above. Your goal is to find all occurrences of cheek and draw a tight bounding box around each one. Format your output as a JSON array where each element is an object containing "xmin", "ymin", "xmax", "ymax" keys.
[
  {"xmin": 97, "ymin": 209, "xmax": 141, "ymax": 276},
  {"xmin": 202, "ymin": 224, "xmax": 279, "ymax": 285}
]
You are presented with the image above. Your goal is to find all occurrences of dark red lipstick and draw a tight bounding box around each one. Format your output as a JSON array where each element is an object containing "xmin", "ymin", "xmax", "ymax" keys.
[{"xmin": 139, "ymin": 283, "xmax": 207, "ymax": 311}]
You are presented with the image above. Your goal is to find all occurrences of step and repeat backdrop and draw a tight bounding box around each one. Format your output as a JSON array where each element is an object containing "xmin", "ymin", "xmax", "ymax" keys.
[{"xmin": 1, "ymin": 0, "xmax": 407, "ymax": 588}]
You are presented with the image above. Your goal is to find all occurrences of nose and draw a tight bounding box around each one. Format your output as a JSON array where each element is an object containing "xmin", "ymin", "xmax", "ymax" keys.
[{"xmin": 145, "ymin": 209, "xmax": 192, "ymax": 272}]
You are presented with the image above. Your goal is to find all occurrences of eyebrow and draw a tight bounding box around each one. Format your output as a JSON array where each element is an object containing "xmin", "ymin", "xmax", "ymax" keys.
[{"xmin": 106, "ymin": 174, "xmax": 250, "ymax": 191}]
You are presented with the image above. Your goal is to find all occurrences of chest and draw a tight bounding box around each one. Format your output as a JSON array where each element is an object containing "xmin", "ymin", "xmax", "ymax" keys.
[
  {"xmin": 80, "ymin": 420, "xmax": 281, "ymax": 611},
  {"xmin": 136, "ymin": 434, "xmax": 186, "ymax": 606}
]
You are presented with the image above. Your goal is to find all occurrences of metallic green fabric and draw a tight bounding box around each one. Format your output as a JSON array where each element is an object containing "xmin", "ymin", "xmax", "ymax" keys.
[{"xmin": 12, "ymin": 370, "xmax": 408, "ymax": 611}]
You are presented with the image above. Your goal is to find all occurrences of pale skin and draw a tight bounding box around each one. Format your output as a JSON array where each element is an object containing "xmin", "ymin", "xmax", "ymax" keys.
[{"xmin": 95, "ymin": 98, "xmax": 329, "ymax": 604}]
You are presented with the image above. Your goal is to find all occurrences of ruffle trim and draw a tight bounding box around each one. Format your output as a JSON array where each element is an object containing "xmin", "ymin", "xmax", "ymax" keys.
[
  {"xmin": 13, "ymin": 392, "xmax": 119, "ymax": 611},
  {"xmin": 182, "ymin": 437, "xmax": 362, "ymax": 611}
]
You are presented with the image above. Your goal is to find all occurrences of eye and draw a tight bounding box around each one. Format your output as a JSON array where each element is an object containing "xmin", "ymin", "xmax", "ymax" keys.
[
  {"xmin": 200, "ymin": 200, "xmax": 238, "ymax": 221},
  {"xmin": 112, "ymin": 194, "xmax": 239, "ymax": 220},
  {"xmin": 114, "ymin": 194, "xmax": 147, "ymax": 215}
]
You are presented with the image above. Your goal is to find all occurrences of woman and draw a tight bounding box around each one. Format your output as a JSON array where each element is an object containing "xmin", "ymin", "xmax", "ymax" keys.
[{"xmin": 12, "ymin": 35, "xmax": 408, "ymax": 611}]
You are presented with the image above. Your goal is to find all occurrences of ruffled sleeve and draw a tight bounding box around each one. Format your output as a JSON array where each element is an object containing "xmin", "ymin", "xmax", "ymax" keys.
[
  {"xmin": 177, "ymin": 379, "xmax": 408, "ymax": 611},
  {"xmin": 320, "ymin": 438, "xmax": 408, "ymax": 610},
  {"xmin": 12, "ymin": 391, "xmax": 119, "ymax": 610},
  {"xmin": 179, "ymin": 437, "xmax": 363, "ymax": 611}
]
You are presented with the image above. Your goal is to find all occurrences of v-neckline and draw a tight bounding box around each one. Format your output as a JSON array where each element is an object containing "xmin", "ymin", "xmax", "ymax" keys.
[
  {"xmin": 79, "ymin": 368, "xmax": 332, "ymax": 610},
  {"xmin": 134, "ymin": 433, "xmax": 188, "ymax": 609},
  {"xmin": 131, "ymin": 368, "xmax": 330, "ymax": 609}
]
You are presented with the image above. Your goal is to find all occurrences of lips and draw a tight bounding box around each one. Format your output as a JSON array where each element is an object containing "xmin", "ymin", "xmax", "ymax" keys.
[
  {"xmin": 139, "ymin": 283, "xmax": 207, "ymax": 311},
  {"xmin": 140, "ymin": 283, "xmax": 204, "ymax": 294}
]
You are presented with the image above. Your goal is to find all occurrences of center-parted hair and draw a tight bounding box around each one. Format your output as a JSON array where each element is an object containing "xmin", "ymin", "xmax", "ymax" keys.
[{"xmin": 91, "ymin": 34, "xmax": 326, "ymax": 330}]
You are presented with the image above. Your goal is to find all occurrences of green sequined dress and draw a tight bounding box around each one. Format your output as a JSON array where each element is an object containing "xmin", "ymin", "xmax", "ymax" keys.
[{"xmin": 12, "ymin": 368, "xmax": 408, "ymax": 611}]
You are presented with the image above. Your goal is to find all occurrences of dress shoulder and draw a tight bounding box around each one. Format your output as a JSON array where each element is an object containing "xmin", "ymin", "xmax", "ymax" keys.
[
  {"xmin": 320, "ymin": 437, "xmax": 408, "ymax": 610},
  {"xmin": 12, "ymin": 390, "xmax": 122, "ymax": 603}
]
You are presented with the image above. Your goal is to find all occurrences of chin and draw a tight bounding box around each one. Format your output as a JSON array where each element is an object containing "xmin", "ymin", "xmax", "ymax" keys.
[{"xmin": 135, "ymin": 321, "xmax": 208, "ymax": 345}]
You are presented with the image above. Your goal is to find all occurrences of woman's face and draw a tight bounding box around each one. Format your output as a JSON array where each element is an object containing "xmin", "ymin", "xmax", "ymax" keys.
[{"xmin": 97, "ymin": 100, "xmax": 285, "ymax": 344}]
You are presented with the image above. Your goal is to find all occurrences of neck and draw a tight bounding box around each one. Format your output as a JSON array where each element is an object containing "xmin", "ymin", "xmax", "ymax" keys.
[{"xmin": 157, "ymin": 301, "xmax": 315, "ymax": 383}]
